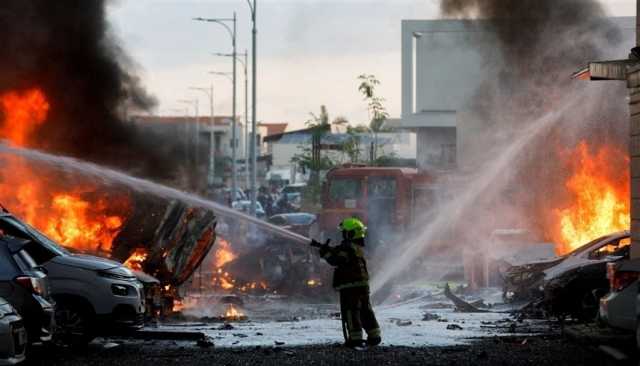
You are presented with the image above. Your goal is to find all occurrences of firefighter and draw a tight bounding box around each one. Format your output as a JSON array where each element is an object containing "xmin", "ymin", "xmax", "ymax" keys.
[{"xmin": 310, "ymin": 217, "xmax": 381, "ymax": 349}]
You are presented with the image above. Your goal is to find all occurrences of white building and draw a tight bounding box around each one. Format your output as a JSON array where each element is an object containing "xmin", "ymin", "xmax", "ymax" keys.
[
  {"xmin": 400, "ymin": 18, "xmax": 635, "ymax": 170},
  {"xmin": 401, "ymin": 20, "xmax": 496, "ymax": 170}
]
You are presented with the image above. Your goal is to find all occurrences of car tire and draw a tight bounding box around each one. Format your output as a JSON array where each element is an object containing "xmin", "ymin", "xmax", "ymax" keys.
[
  {"xmin": 575, "ymin": 288, "xmax": 602, "ymax": 322},
  {"xmin": 54, "ymin": 299, "xmax": 95, "ymax": 347}
]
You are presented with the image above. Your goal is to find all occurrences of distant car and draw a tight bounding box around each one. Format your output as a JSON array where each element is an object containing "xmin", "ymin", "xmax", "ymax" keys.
[
  {"xmin": 0, "ymin": 296, "xmax": 26, "ymax": 365},
  {"xmin": 225, "ymin": 188, "xmax": 247, "ymax": 201},
  {"xmin": 0, "ymin": 236, "xmax": 54, "ymax": 345},
  {"xmin": 268, "ymin": 213, "xmax": 317, "ymax": 237},
  {"xmin": 0, "ymin": 212, "xmax": 145, "ymax": 346},
  {"xmin": 598, "ymin": 258, "xmax": 640, "ymax": 335},
  {"xmin": 281, "ymin": 183, "xmax": 307, "ymax": 195},
  {"xmin": 503, "ymin": 231, "xmax": 630, "ymax": 320},
  {"xmin": 232, "ymin": 200, "xmax": 266, "ymax": 218}
]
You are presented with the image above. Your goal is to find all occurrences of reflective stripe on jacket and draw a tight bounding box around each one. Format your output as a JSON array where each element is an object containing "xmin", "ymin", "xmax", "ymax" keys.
[{"xmin": 319, "ymin": 240, "xmax": 369, "ymax": 290}]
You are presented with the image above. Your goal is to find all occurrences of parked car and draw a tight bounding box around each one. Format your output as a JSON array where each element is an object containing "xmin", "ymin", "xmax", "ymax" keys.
[
  {"xmin": 503, "ymin": 231, "xmax": 630, "ymax": 320},
  {"xmin": 0, "ymin": 296, "xmax": 26, "ymax": 365},
  {"xmin": 268, "ymin": 213, "xmax": 317, "ymax": 237},
  {"xmin": 232, "ymin": 200, "xmax": 266, "ymax": 218},
  {"xmin": 281, "ymin": 183, "xmax": 307, "ymax": 196},
  {"xmin": 597, "ymin": 258, "xmax": 640, "ymax": 334},
  {"xmin": 0, "ymin": 212, "xmax": 145, "ymax": 346},
  {"xmin": 0, "ymin": 236, "xmax": 54, "ymax": 345}
]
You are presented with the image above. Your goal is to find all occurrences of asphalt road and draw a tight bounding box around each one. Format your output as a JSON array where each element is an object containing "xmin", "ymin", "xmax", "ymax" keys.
[{"xmin": 24, "ymin": 335, "xmax": 622, "ymax": 366}]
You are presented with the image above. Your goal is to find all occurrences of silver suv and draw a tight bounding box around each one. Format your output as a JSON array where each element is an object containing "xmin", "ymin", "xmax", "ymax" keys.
[{"xmin": 0, "ymin": 212, "xmax": 144, "ymax": 346}]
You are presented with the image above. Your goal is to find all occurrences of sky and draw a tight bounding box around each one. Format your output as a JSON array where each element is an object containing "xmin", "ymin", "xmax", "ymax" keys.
[{"xmin": 108, "ymin": 0, "xmax": 637, "ymax": 130}]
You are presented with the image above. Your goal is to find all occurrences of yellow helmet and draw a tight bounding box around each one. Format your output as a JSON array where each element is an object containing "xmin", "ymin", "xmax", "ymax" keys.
[{"xmin": 338, "ymin": 217, "xmax": 367, "ymax": 239}]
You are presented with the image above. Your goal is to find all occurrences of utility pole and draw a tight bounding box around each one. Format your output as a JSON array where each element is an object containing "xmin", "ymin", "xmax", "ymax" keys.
[
  {"xmin": 231, "ymin": 12, "xmax": 238, "ymax": 202},
  {"xmin": 244, "ymin": 50, "xmax": 249, "ymax": 190},
  {"xmin": 248, "ymin": 0, "xmax": 258, "ymax": 216},
  {"xmin": 189, "ymin": 86, "xmax": 216, "ymax": 190}
]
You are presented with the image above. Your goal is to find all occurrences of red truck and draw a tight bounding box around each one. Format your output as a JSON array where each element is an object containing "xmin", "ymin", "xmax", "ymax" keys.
[{"xmin": 318, "ymin": 165, "xmax": 434, "ymax": 245}]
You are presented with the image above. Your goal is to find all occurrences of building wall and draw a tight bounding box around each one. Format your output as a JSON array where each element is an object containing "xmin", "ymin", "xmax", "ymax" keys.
[
  {"xmin": 629, "ymin": 64, "xmax": 640, "ymax": 259},
  {"xmin": 271, "ymin": 143, "xmax": 301, "ymax": 168},
  {"xmin": 400, "ymin": 20, "xmax": 499, "ymax": 170}
]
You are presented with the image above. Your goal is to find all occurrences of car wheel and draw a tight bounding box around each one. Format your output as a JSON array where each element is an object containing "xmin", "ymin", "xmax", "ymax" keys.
[
  {"xmin": 576, "ymin": 289, "xmax": 601, "ymax": 322},
  {"xmin": 54, "ymin": 300, "xmax": 95, "ymax": 347}
]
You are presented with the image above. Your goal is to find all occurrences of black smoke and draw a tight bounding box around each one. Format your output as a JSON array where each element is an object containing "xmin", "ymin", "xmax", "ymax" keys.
[
  {"xmin": 0, "ymin": 0, "xmax": 190, "ymax": 182},
  {"xmin": 438, "ymin": 0, "xmax": 631, "ymax": 241}
]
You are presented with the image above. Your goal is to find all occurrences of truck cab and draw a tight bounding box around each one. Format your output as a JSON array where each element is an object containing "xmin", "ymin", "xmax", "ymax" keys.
[{"xmin": 319, "ymin": 166, "xmax": 433, "ymax": 245}]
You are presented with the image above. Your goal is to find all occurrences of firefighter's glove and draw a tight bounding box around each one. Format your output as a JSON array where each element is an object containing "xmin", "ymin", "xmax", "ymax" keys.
[{"xmin": 310, "ymin": 239, "xmax": 330, "ymax": 248}]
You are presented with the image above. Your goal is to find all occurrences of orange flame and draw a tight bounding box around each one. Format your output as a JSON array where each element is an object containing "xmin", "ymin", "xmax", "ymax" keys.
[
  {"xmin": 0, "ymin": 89, "xmax": 49, "ymax": 147},
  {"xmin": 124, "ymin": 248, "xmax": 148, "ymax": 271},
  {"xmin": 214, "ymin": 238, "xmax": 237, "ymax": 268},
  {"xmin": 0, "ymin": 88, "xmax": 129, "ymax": 254},
  {"xmin": 225, "ymin": 304, "xmax": 243, "ymax": 318},
  {"xmin": 553, "ymin": 141, "xmax": 630, "ymax": 253}
]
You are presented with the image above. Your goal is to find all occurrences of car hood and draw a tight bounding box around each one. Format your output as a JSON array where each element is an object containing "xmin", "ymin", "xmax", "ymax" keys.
[
  {"xmin": 543, "ymin": 255, "xmax": 623, "ymax": 281},
  {"xmin": 50, "ymin": 254, "xmax": 122, "ymax": 271}
]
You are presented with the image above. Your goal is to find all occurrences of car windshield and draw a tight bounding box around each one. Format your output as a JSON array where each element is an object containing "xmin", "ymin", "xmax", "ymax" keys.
[
  {"xmin": 3, "ymin": 216, "xmax": 68, "ymax": 257},
  {"xmin": 565, "ymin": 234, "xmax": 619, "ymax": 257},
  {"xmin": 329, "ymin": 178, "xmax": 362, "ymax": 202}
]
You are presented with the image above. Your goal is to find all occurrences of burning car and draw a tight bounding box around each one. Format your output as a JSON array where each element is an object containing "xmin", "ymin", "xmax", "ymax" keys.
[{"xmin": 503, "ymin": 231, "xmax": 630, "ymax": 320}]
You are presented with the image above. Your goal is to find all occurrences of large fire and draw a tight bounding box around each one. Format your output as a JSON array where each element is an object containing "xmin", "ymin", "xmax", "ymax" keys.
[
  {"xmin": 553, "ymin": 141, "xmax": 630, "ymax": 253},
  {"xmin": 0, "ymin": 88, "xmax": 129, "ymax": 254}
]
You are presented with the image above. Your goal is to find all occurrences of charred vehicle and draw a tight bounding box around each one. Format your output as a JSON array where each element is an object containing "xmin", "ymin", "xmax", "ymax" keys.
[
  {"xmin": 114, "ymin": 199, "xmax": 218, "ymax": 316},
  {"xmin": 503, "ymin": 231, "xmax": 630, "ymax": 320}
]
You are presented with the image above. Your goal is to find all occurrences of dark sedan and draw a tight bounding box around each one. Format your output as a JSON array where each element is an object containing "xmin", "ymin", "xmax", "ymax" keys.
[
  {"xmin": 0, "ymin": 236, "xmax": 55, "ymax": 345},
  {"xmin": 268, "ymin": 213, "xmax": 317, "ymax": 237}
]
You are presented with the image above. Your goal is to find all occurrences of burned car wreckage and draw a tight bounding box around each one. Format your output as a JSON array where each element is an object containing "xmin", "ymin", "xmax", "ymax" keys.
[{"xmin": 502, "ymin": 231, "xmax": 630, "ymax": 320}]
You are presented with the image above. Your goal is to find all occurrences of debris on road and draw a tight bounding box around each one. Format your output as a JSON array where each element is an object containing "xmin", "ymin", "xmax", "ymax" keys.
[{"xmin": 422, "ymin": 312, "xmax": 441, "ymax": 321}]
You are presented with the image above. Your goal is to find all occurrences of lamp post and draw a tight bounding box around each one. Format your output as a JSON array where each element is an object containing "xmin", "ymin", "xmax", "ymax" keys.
[
  {"xmin": 170, "ymin": 107, "xmax": 191, "ymax": 166},
  {"xmin": 178, "ymin": 98, "xmax": 199, "ymax": 170},
  {"xmin": 194, "ymin": 13, "xmax": 238, "ymax": 203},
  {"xmin": 247, "ymin": 0, "xmax": 257, "ymax": 216},
  {"xmin": 213, "ymin": 50, "xmax": 249, "ymax": 189},
  {"xmin": 189, "ymin": 86, "xmax": 216, "ymax": 190}
]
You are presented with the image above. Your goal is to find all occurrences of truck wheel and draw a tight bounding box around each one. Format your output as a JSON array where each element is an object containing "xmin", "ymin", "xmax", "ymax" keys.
[{"xmin": 54, "ymin": 300, "xmax": 95, "ymax": 347}]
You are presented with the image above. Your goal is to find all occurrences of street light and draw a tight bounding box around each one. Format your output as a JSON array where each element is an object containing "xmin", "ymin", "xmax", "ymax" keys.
[
  {"xmin": 213, "ymin": 50, "xmax": 249, "ymax": 190},
  {"xmin": 189, "ymin": 86, "xmax": 216, "ymax": 190},
  {"xmin": 171, "ymin": 106, "xmax": 191, "ymax": 166},
  {"xmin": 194, "ymin": 13, "xmax": 239, "ymax": 205}
]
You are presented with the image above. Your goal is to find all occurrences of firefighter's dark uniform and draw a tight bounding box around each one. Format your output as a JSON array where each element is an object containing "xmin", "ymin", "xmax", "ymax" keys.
[{"xmin": 319, "ymin": 240, "xmax": 381, "ymax": 346}]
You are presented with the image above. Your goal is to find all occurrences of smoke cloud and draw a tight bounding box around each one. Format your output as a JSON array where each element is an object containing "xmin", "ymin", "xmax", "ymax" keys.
[
  {"xmin": 372, "ymin": 0, "xmax": 632, "ymax": 294},
  {"xmin": 438, "ymin": 0, "xmax": 629, "ymax": 241},
  {"xmin": 0, "ymin": 0, "xmax": 191, "ymax": 181}
]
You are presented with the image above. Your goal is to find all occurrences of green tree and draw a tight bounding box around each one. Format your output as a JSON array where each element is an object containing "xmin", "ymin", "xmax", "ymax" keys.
[{"xmin": 358, "ymin": 74, "xmax": 390, "ymax": 161}]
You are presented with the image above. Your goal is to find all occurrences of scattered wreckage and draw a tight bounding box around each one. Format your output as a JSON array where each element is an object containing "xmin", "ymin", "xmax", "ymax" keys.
[{"xmin": 446, "ymin": 231, "xmax": 631, "ymax": 322}]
